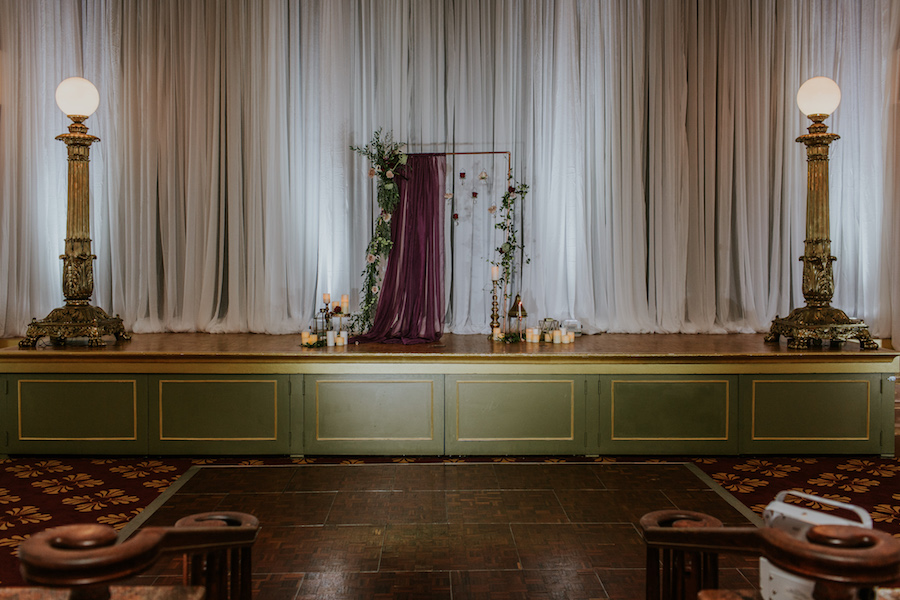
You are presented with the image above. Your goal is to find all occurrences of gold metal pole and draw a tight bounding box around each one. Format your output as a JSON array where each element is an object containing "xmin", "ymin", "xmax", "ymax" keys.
[
  {"xmin": 19, "ymin": 116, "xmax": 130, "ymax": 347},
  {"xmin": 765, "ymin": 114, "xmax": 877, "ymax": 350}
]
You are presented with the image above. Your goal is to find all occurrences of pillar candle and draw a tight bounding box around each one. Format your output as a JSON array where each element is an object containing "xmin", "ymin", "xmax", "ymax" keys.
[
  {"xmin": 492, "ymin": 327, "xmax": 501, "ymax": 341},
  {"xmin": 326, "ymin": 331, "xmax": 336, "ymax": 346},
  {"xmin": 341, "ymin": 294, "xmax": 350, "ymax": 312},
  {"xmin": 491, "ymin": 266, "xmax": 500, "ymax": 281},
  {"xmin": 323, "ymin": 293, "xmax": 331, "ymax": 304},
  {"xmin": 544, "ymin": 332, "xmax": 552, "ymax": 342},
  {"xmin": 309, "ymin": 334, "xmax": 317, "ymax": 344},
  {"xmin": 335, "ymin": 336, "xmax": 345, "ymax": 346},
  {"xmin": 552, "ymin": 330, "xmax": 562, "ymax": 344},
  {"xmin": 340, "ymin": 331, "xmax": 349, "ymax": 344},
  {"xmin": 301, "ymin": 331, "xmax": 310, "ymax": 343}
]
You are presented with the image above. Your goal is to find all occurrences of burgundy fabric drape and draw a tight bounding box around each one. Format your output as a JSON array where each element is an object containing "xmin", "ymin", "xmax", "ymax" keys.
[{"xmin": 359, "ymin": 154, "xmax": 446, "ymax": 344}]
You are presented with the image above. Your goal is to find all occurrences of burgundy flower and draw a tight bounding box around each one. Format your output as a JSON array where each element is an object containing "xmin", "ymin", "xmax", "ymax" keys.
[
  {"xmin": 472, "ymin": 192, "xmax": 478, "ymax": 198},
  {"xmin": 452, "ymin": 213, "xmax": 459, "ymax": 220},
  {"xmin": 460, "ymin": 172, "xmax": 466, "ymax": 179},
  {"xmin": 508, "ymin": 186, "xmax": 515, "ymax": 193}
]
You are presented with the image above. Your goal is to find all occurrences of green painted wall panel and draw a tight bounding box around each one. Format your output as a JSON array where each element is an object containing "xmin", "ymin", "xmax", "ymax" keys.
[
  {"xmin": 456, "ymin": 380, "xmax": 575, "ymax": 440},
  {"xmin": 611, "ymin": 380, "xmax": 730, "ymax": 440},
  {"xmin": 304, "ymin": 375, "xmax": 444, "ymax": 455},
  {"xmin": 751, "ymin": 380, "xmax": 869, "ymax": 440},
  {"xmin": 445, "ymin": 375, "xmax": 586, "ymax": 455},
  {"xmin": 149, "ymin": 375, "xmax": 290, "ymax": 454},
  {"xmin": 315, "ymin": 380, "xmax": 435, "ymax": 440},
  {"xmin": 596, "ymin": 376, "xmax": 738, "ymax": 455},
  {"xmin": 158, "ymin": 380, "xmax": 278, "ymax": 440},
  {"xmin": 18, "ymin": 379, "xmax": 138, "ymax": 440},
  {"xmin": 5, "ymin": 375, "xmax": 148, "ymax": 455},
  {"xmin": 739, "ymin": 374, "xmax": 882, "ymax": 454}
]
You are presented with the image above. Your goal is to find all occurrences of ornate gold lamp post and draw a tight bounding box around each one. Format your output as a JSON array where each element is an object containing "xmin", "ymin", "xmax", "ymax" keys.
[
  {"xmin": 765, "ymin": 76, "xmax": 877, "ymax": 350},
  {"xmin": 19, "ymin": 77, "xmax": 130, "ymax": 348}
]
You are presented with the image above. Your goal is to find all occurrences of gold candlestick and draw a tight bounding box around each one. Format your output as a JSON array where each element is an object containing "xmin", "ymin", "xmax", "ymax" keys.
[
  {"xmin": 765, "ymin": 77, "xmax": 876, "ymax": 350},
  {"xmin": 20, "ymin": 78, "xmax": 129, "ymax": 347}
]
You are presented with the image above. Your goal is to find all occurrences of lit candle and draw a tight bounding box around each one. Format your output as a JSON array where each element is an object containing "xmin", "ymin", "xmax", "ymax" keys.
[
  {"xmin": 301, "ymin": 331, "xmax": 310, "ymax": 344},
  {"xmin": 341, "ymin": 294, "xmax": 350, "ymax": 312},
  {"xmin": 491, "ymin": 266, "xmax": 500, "ymax": 281},
  {"xmin": 492, "ymin": 327, "xmax": 501, "ymax": 341},
  {"xmin": 335, "ymin": 335, "xmax": 345, "ymax": 346},
  {"xmin": 552, "ymin": 330, "xmax": 562, "ymax": 344},
  {"xmin": 323, "ymin": 293, "xmax": 331, "ymax": 304},
  {"xmin": 568, "ymin": 333, "xmax": 576, "ymax": 343},
  {"xmin": 544, "ymin": 332, "xmax": 553, "ymax": 342},
  {"xmin": 309, "ymin": 334, "xmax": 318, "ymax": 343}
]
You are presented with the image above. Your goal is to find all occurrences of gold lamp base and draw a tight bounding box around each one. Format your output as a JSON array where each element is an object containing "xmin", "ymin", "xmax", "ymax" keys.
[
  {"xmin": 764, "ymin": 306, "xmax": 878, "ymax": 350},
  {"xmin": 19, "ymin": 304, "xmax": 131, "ymax": 348}
]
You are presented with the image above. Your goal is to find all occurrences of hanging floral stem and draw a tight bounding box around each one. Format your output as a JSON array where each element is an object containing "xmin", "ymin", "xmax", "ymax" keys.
[
  {"xmin": 350, "ymin": 129, "xmax": 408, "ymax": 332},
  {"xmin": 490, "ymin": 176, "xmax": 530, "ymax": 318}
]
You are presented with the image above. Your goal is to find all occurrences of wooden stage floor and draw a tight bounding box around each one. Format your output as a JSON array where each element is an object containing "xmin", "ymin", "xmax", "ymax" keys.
[{"xmin": 2, "ymin": 332, "xmax": 897, "ymax": 366}]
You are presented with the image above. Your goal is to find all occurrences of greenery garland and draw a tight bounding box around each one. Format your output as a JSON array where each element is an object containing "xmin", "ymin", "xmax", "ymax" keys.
[
  {"xmin": 491, "ymin": 176, "xmax": 530, "ymax": 313},
  {"xmin": 350, "ymin": 129, "xmax": 408, "ymax": 332}
]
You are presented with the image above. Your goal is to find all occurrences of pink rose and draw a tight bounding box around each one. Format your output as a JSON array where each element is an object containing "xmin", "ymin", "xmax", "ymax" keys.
[
  {"xmin": 366, "ymin": 254, "xmax": 376, "ymax": 264},
  {"xmin": 368, "ymin": 168, "xmax": 376, "ymax": 178},
  {"xmin": 385, "ymin": 170, "xmax": 394, "ymax": 179}
]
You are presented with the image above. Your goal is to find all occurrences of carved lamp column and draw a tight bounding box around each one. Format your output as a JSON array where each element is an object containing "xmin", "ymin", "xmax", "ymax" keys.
[
  {"xmin": 19, "ymin": 77, "xmax": 129, "ymax": 348},
  {"xmin": 765, "ymin": 76, "xmax": 877, "ymax": 349}
]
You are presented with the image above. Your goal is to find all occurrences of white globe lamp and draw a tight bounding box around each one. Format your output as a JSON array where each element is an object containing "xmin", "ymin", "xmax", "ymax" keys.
[
  {"xmin": 55, "ymin": 77, "xmax": 100, "ymax": 118},
  {"xmin": 796, "ymin": 76, "xmax": 841, "ymax": 117}
]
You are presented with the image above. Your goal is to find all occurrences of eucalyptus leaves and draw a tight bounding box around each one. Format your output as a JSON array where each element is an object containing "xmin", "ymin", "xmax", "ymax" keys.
[
  {"xmin": 350, "ymin": 129, "xmax": 408, "ymax": 332},
  {"xmin": 491, "ymin": 178, "xmax": 530, "ymax": 313}
]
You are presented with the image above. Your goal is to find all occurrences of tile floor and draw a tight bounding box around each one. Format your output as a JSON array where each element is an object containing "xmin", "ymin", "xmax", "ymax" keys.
[{"xmin": 128, "ymin": 463, "xmax": 761, "ymax": 599}]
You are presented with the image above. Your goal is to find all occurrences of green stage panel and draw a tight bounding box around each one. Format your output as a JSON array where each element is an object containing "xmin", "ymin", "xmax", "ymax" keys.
[
  {"xmin": 445, "ymin": 375, "xmax": 586, "ymax": 455},
  {"xmin": 597, "ymin": 376, "xmax": 738, "ymax": 455},
  {"xmin": 4, "ymin": 375, "xmax": 148, "ymax": 455},
  {"xmin": 740, "ymin": 374, "xmax": 885, "ymax": 454},
  {"xmin": 149, "ymin": 375, "xmax": 290, "ymax": 454},
  {"xmin": 303, "ymin": 375, "xmax": 444, "ymax": 455}
]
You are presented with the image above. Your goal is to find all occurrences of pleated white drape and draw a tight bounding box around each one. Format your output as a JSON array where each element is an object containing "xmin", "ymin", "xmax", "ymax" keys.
[{"xmin": 0, "ymin": 0, "xmax": 898, "ymax": 339}]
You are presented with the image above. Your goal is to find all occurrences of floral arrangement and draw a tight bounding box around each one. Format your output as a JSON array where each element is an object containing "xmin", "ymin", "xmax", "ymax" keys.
[
  {"xmin": 491, "ymin": 177, "xmax": 530, "ymax": 313},
  {"xmin": 350, "ymin": 129, "xmax": 408, "ymax": 332}
]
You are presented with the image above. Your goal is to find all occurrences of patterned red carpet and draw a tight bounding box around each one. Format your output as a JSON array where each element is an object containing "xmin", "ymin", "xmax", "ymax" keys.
[{"xmin": 2, "ymin": 454, "xmax": 900, "ymax": 587}]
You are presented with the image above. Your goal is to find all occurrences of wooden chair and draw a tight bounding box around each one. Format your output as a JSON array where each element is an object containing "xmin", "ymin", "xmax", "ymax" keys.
[
  {"xmin": 641, "ymin": 509, "xmax": 900, "ymax": 600},
  {"xmin": 17, "ymin": 511, "xmax": 259, "ymax": 600}
]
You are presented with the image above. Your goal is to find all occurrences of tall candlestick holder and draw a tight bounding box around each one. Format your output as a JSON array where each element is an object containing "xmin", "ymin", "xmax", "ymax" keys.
[
  {"xmin": 764, "ymin": 77, "xmax": 877, "ymax": 350},
  {"xmin": 489, "ymin": 280, "xmax": 501, "ymax": 340}
]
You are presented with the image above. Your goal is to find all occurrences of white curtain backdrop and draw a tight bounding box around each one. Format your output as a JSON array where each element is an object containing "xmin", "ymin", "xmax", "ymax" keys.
[{"xmin": 0, "ymin": 0, "xmax": 898, "ymax": 340}]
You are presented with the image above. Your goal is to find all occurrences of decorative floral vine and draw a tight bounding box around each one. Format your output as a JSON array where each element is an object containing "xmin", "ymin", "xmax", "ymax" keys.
[
  {"xmin": 350, "ymin": 129, "xmax": 408, "ymax": 332},
  {"xmin": 491, "ymin": 177, "xmax": 530, "ymax": 314}
]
